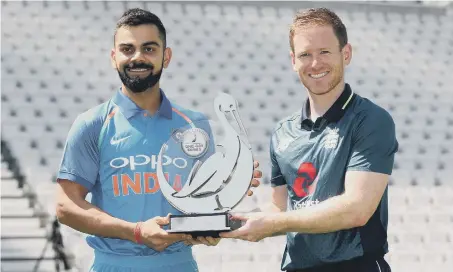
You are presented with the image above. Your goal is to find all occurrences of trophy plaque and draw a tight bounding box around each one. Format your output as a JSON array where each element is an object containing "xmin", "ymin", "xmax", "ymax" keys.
[{"xmin": 156, "ymin": 92, "xmax": 254, "ymax": 237}]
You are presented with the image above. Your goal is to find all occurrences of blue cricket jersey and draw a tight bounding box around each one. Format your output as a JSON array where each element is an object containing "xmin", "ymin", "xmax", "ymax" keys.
[{"xmin": 57, "ymin": 89, "xmax": 211, "ymax": 271}]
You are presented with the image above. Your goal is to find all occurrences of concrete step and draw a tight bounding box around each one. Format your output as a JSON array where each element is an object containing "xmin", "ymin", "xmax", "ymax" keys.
[
  {"xmin": 1, "ymin": 197, "xmax": 31, "ymax": 210},
  {"xmin": 2, "ymin": 217, "xmax": 43, "ymax": 229},
  {"xmin": 1, "ymin": 181, "xmax": 25, "ymax": 198},
  {"xmin": 1, "ymin": 238, "xmax": 54, "ymax": 259},
  {"xmin": 1, "ymin": 164, "xmax": 14, "ymax": 179},
  {"xmin": 1, "ymin": 259, "xmax": 57, "ymax": 272},
  {"xmin": 1, "ymin": 205, "xmax": 35, "ymax": 217},
  {"xmin": 1, "ymin": 226, "xmax": 47, "ymax": 239}
]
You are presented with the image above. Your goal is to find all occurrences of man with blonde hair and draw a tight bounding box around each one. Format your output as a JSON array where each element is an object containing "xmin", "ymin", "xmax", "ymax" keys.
[{"xmin": 221, "ymin": 8, "xmax": 397, "ymax": 272}]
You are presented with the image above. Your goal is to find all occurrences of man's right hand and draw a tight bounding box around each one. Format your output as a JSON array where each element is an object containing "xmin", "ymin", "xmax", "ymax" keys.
[{"xmin": 139, "ymin": 214, "xmax": 191, "ymax": 252}]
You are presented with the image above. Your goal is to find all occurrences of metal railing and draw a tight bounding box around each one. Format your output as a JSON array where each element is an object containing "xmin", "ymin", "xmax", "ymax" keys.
[
  {"xmin": 31, "ymin": 218, "xmax": 72, "ymax": 272},
  {"xmin": 1, "ymin": 139, "xmax": 73, "ymax": 271}
]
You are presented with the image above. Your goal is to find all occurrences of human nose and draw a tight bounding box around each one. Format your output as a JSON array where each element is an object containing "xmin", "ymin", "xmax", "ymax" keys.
[
  {"xmin": 131, "ymin": 50, "xmax": 146, "ymax": 62},
  {"xmin": 310, "ymin": 56, "xmax": 320, "ymax": 69}
]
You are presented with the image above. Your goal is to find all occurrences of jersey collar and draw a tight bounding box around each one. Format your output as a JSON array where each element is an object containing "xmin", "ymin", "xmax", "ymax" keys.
[
  {"xmin": 112, "ymin": 88, "xmax": 172, "ymax": 120},
  {"xmin": 301, "ymin": 83, "xmax": 356, "ymax": 131}
]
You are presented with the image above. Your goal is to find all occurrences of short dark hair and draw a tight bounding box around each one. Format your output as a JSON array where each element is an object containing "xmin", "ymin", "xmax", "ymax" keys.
[
  {"xmin": 289, "ymin": 8, "xmax": 348, "ymax": 52},
  {"xmin": 114, "ymin": 8, "xmax": 166, "ymax": 47}
]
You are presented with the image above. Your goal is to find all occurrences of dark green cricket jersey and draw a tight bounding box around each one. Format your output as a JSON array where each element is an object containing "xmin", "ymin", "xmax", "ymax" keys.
[{"xmin": 270, "ymin": 83, "xmax": 399, "ymax": 270}]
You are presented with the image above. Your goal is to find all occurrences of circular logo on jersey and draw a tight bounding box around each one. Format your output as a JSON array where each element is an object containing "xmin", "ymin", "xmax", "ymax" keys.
[
  {"xmin": 293, "ymin": 162, "xmax": 318, "ymax": 198},
  {"xmin": 181, "ymin": 128, "xmax": 209, "ymax": 158}
]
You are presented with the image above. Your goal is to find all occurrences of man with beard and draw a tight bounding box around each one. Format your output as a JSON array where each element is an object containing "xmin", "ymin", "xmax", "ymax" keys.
[
  {"xmin": 221, "ymin": 8, "xmax": 398, "ymax": 272},
  {"xmin": 55, "ymin": 8, "xmax": 261, "ymax": 272}
]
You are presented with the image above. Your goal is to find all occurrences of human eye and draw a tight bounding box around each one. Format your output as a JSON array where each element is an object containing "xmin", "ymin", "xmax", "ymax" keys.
[
  {"xmin": 144, "ymin": 47, "xmax": 154, "ymax": 53},
  {"xmin": 320, "ymin": 50, "xmax": 330, "ymax": 54},
  {"xmin": 121, "ymin": 46, "xmax": 133, "ymax": 54},
  {"xmin": 298, "ymin": 52, "xmax": 310, "ymax": 58}
]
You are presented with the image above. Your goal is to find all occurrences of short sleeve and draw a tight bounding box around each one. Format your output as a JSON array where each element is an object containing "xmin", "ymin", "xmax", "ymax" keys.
[
  {"xmin": 270, "ymin": 134, "xmax": 287, "ymax": 187},
  {"xmin": 347, "ymin": 110, "xmax": 399, "ymax": 175},
  {"xmin": 57, "ymin": 115, "xmax": 100, "ymax": 191}
]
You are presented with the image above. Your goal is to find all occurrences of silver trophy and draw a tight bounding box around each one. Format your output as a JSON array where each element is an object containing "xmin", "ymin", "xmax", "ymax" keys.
[{"xmin": 156, "ymin": 93, "xmax": 254, "ymax": 237}]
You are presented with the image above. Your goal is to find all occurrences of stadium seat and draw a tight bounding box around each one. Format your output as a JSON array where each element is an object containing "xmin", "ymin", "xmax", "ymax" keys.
[{"xmin": 2, "ymin": 1, "xmax": 453, "ymax": 271}]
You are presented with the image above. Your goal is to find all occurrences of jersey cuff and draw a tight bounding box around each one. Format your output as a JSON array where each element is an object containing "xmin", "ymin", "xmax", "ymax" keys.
[
  {"xmin": 57, "ymin": 172, "xmax": 95, "ymax": 191},
  {"xmin": 347, "ymin": 166, "xmax": 392, "ymax": 175},
  {"xmin": 270, "ymin": 179, "xmax": 286, "ymax": 187}
]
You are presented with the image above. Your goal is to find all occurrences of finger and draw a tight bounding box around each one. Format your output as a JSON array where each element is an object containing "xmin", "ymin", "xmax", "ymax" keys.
[
  {"xmin": 162, "ymin": 231, "xmax": 191, "ymax": 241},
  {"xmin": 219, "ymin": 228, "xmax": 247, "ymax": 239},
  {"xmin": 247, "ymin": 190, "xmax": 253, "ymax": 196},
  {"xmin": 251, "ymin": 178, "xmax": 260, "ymax": 187},
  {"xmin": 253, "ymin": 161, "xmax": 259, "ymax": 169},
  {"xmin": 169, "ymin": 233, "xmax": 191, "ymax": 241},
  {"xmin": 253, "ymin": 169, "xmax": 262, "ymax": 179},
  {"xmin": 205, "ymin": 236, "xmax": 220, "ymax": 246},
  {"xmin": 185, "ymin": 238, "xmax": 202, "ymax": 246},
  {"xmin": 155, "ymin": 242, "xmax": 169, "ymax": 251},
  {"xmin": 184, "ymin": 239, "xmax": 201, "ymax": 246},
  {"xmin": 155, "ymin": 218, "xmax": 169, "ymax": 226},
  {"xmin": 228, "ymin": 213, "xmax": 249, "ymax": 221},
  {"xmin": 197, "ymin": 236, "xmax": 210, "ymax": 245},
  {"xmin": 155, "ymin": 215, "xmax": 170, "ymax": 226}
]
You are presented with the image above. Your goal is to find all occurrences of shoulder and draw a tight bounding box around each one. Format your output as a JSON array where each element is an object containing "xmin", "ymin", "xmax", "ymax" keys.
[
  {"xmin": 350, "ymin": 95, "xmax": 395, "ymax": 128},
  {"xmin": 170, "ymin": 102, "xmax": 210, "ymax": 122},
  {"xmin": 272, "ymin": 110, "xmax": 301, "ymax": 135},
  {"xmin": 347, "ymin": 95, "xmax": 396, "ymax": 142},
  {"xmin": 68, "ymin": 101, "xmax": 114, "ymax": 139},
  {"xmin": 270, "ymin": 110, "xmax": 301, "ymax": 149}
]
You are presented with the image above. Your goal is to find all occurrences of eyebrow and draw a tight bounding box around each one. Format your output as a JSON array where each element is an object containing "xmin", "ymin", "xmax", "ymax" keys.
[
  {"xmin": 297, "ymin": 47, "xmax": 332, "ymax": 54},
  {"xmin": 118, "ymin": 41, "xmax": 161, "ymax": 47}
]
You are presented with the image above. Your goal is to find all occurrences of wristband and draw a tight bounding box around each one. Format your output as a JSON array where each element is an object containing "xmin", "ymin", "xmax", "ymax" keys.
[{"xmin": 134, "ymin": 222, "xmax": 143, "ymax": 244}]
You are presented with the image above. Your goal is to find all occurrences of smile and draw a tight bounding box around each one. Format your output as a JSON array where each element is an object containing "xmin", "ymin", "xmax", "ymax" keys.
[
  {"xmin": 309, "ymin": 71, "xmax": 329, "ymax": 79},
  {"xmin": 127, "ymin": 68, "xmax": 151, "ymax": 72}
]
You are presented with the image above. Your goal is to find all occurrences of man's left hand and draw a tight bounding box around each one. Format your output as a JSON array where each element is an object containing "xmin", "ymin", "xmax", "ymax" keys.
[
  {"xmin": 219, "ymin": 212, "xmax": 279, "ymax": 242},
  {"xmin": 184, "ymin": 236, "xmax": 221, "ymax": 246},
  {"xmin": 247, "ymin": 161, "xmax": 262, "ymax": 196}
]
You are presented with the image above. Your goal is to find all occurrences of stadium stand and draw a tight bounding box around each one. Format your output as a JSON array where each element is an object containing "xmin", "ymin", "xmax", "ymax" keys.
[
  {"xmin": 1, "ymin": 1, "xmax": 452, "ymax": 271},
  {"xmin": 1, "ymin": 141, "xmax": 73, "ymax": 271}
]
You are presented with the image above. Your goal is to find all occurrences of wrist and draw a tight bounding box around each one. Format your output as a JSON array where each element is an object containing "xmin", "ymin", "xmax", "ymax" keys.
[
  {"xmin": 113, "ymin": 219, "xmax": 136, "ymax": 242},
  {"xmin": 271, "ymin": 212, "xmax": 288, "ymax": 234},
  {"xmin": 134, "ymin": 222, "xmax": 143, "ymax": 244}
]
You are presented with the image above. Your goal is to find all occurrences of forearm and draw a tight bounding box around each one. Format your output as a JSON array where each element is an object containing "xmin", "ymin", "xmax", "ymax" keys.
[
  {"xmin": 56, "ymin": 199, "xmax": 136, "ymax": 242},
  {"xmin": 273, "ymin": 195, "xmax": 361, "ymax": 234},
  {"xmin": 259, "ymin": 202, "xmax": 286, "ymax": 213}
]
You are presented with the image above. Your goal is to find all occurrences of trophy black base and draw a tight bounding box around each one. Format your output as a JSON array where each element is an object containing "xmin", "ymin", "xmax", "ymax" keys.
[{"xmin": 167, "ymin": 212, "xmax": 242, "ymax": 238}]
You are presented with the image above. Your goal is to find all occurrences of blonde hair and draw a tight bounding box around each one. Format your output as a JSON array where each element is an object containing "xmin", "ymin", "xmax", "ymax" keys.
[{"xmin": 289, "ymin": 8, "xmax": 348, "ymax": 52}]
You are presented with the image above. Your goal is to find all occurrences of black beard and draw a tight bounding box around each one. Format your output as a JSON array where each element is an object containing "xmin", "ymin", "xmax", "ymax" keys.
[{"xmin": 118, "ymin": 63, "xmax": 163, "ymax": 93}]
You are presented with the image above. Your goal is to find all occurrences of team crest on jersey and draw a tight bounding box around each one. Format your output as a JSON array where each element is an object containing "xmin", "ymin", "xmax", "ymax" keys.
[{"xmin": 324, "ymin": 127, "xmax": 339, "ymax": 149}]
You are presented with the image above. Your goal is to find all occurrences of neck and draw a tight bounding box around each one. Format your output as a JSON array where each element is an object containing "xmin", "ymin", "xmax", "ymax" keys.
[
  {"xmin": 308, "ymin": 81, "xmax": 345, "ymax": 120},
  {"xmin": 121, "ymin": 84, "xmax": 161, "ymax": 115}
]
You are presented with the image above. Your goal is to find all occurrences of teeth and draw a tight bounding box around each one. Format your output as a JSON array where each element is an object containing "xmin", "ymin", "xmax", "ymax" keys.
[
  {"xmin": 129, "ymin": 68, "xmax": 149, "ymax": 72},
  {"xmin": 310, "ymin": 72, "xmax": 328, "ymax": 79}
]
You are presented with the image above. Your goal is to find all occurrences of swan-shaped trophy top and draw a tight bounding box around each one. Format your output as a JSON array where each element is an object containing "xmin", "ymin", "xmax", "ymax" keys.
[{"xmin": 156, "ymin": 92, "xmax": 254, "ymax": 214}]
